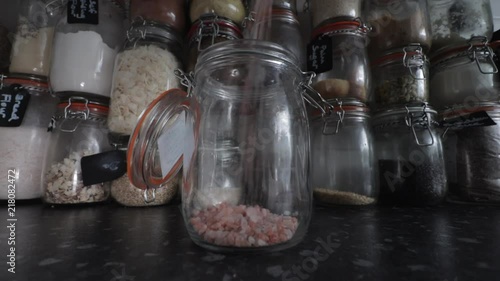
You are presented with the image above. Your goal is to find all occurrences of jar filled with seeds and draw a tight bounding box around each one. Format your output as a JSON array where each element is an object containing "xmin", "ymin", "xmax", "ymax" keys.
[
  {"xmin": 42, "ymin": 97, "xmax": 112, "ymax": 204},
  {"xmin": 308, "ymin": 20, "xmax": 371, "ymax": 102},
  {"xmin": 108, "ymin": 22, "xmax": 183, "ymax": 138},
  {"xmin": 189, "ymin": 0, "xmax": 246, "ymax": 25},
  {"xmin": 364, "ymin": 0, "xmax": 431, "ymax": 58},
  {"xmin": 372, "ymin": 44, "xmax": 429, "ymax": 111},
  {"xmin": 309, "ymin": 0, "xmax": 362, "ymax": 30},
  {"xmin": 429, "ymin": 38, "xmax": 500, "ymax": 110},
  {"xmin": 130, "ymin": 0, "xmax": 186, "ymax": 33},
  {"xmin": 372, "ymin": 103, "xmax": 447, "ymax": 206},
  {"xmin": 429, "ymin": 0, "xmax": 493, "ymax": 55},
  {"xmin": 309, "ymin": 99, "xmax": 377, "ymax": 206}
]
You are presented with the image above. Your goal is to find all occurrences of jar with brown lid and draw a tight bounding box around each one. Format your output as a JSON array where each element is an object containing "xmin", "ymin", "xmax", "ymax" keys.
[{"xmin": 130, "ymin": 0, "xmax": 186, "ymax": 34}]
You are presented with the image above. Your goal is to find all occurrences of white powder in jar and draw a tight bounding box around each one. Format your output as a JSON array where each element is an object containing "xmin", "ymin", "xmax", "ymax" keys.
[
  {"xmin": 311, "ymin": 0, "xmax": 362, "ymax": 28},
  {"xmin": 49, "ymin": 31, "xmax": 118, "ymax": 97},
  {"xmin": 107, "ymin": 44, "xmax": 180, "ymax": 136}
]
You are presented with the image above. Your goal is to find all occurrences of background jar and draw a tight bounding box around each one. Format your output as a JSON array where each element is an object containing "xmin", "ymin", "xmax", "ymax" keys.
[
  {"xmin": 49, "ymin": 0, "xmax": 124, "ymax": 98},
  {"xmin": 189, "ymin": 0, "xmax": 246, "ymax": 25},
  {"xmin": 0, "ymin": 81, "xmax": 58, "ymax": 200},
  {"xmin": 372, "ymin": 103, "xmax": 447, "ymax": 206},
  {"xmin": 130, "ymin": 0, "xmax": 186, "ymax": 34},
  {"xmin": 371, "ymin": 44, "xmax": 429, "ymax": 111},
  {"xmin": 108, "ymin": 22, "xmax": 183, "ymax": 138},
  {"xmin": 272, "ymin": 0, "xmax": 296, "ymax": 12},
  {"xmin": 309, "ymin": 0, "xmax": 362, "ymax": 30},
  {"xmin": 429, "ymin": 0, "xmax": 493, "ymax": 54},
  {"xmin": 308, "ymin": 20, "xmax": 371, "ymax": 102},
  {"xmin": 309, "ymin": 100, "xmax": 377, "ymax": 206},
  {"xmin": 364, "ymin": 0, "xmax": 431, "ymax": 58},
  {"xmin": 430, "ymin": 38, "xmax": 500, "ymax": 110},
  {"xmin": 42, "ymin": 97, "xmax": 112, "ymax": 204},
  {"xmin": 0, "ymin": 25, "xmax": 11, "ymax": 74}
]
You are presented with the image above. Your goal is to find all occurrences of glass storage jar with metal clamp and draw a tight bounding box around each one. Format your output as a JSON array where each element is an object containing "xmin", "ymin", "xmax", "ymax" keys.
[
  {"xmin": 130, "ymin": 0, "xmax": 186, "ymax": 34},
  {"xmin": 309, "ymin": 99, "xmax": 377, "ymax": 206},
  {"xmin": 42, "ymin": 97, "xmax": 112, "ymax": 204},
  {"xmin": 373, "ymin": 103, "xmax": 447, "ymax": 206}
]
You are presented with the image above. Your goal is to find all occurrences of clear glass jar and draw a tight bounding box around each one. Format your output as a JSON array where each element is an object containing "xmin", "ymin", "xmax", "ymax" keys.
[
  {"xmin": 430, "ymin": 37, "xmax": 500, "ymax": 110},
  {"xmin": 365, "ymin": 0, "xmax": 431, "ymax": 57},
  {"xmin": 189, "ymin": 0, "xmax": 246, "ymax": 25},
  {"xmin": 0, "ymin": 25, "xmax": 11, "ymax": 74},
  {"xmin": 130, "ymin": 0, "xmax": 186, "ymax": 33},
  {"xmin": 310, "ymin": 99, "xmax": 377, "ymax": 205},
  {"xmin": 9, "ymin": 0, "xmax": 65, "ymax": 90},
  {"xmin": 42, "ymin": 97, "xmax": 112, "ymax": 204},
  {"xmin": 127, "ymin": 40, "xmax": 312, "ymax": 252},
  {"xmin": 187, "ymin": 15, "xmax": 242, "ymax": 72},
  {"xmin": 49, "ymin": 0, "xmax": 124, "ymax": 98},
  {"xmin": 373, "ymin": 103, "xmax": 447, "ymax": 206},
  {"xmin": 0, "ymin": 80, "xmax": 58, "ymax": 200},
  {"xmin": 309, "ymin": 0, "xmax": 362, "ymax": 29},
  {"xmin": 308, "ymin": 20, "xmax": 371, "ymax": 102},
  {"xmin": 108, "ymin": 22, "xmax": 183, "ymax": 138},
  {"xmin": 429, "ymin": 0, "xmax": 493, "ymax": 54},
  {"xmin": 372, "ymin": 44, "xmax": 429, "ymax": 110}
]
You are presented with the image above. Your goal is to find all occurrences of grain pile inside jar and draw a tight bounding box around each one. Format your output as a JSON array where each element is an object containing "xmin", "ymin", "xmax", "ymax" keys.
[
  {"xmin": 313, "ymin": 188, "xmax": 376, "ymax": 205},
  {"xmin": 375, "ymin": 75, "xmax": 427, "ymax": 105}
]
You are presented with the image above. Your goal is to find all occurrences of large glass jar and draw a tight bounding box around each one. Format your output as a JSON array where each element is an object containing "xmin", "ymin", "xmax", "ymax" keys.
[
  {"xmin": 309, "ymin": 99, "xmax": 377, "ymax": 206},
  {"xmin": 127, "ymin": 40, "xmax": 312, "ymax": 252},
  {"xmin": 108, "ymin": 22, "xmax": 183, "ymax": 139},
  {"xmin": 372, "ymin": 44, "xmax": 429, "ymax": 110},
  {"xmin": 42, "ymin": 97, "xmax": 112, "ymax": 204},
  {"xmin": 430, "ymin": 38, "xmax": 500, "ymax": 110},
  {"xmin": 130, "ymin": 0, "xmax": 186, "ymax": 33},
  {"xmin": 364, "ymin": 0, "xmax": 431, "ymax": 58},
  {"xmin": 8, "ymin": 0, "xmax": 64, "ymax": 90},
  {"xmin": 309, "ymin": 0, "xmax": 362, "ymax": 30},
  {"xmin": 189, "ymin": 0, "xmax": 246, "ymax": 25},
  {"xmin": 308, "ymin": 20, "xmax": 371, "ymax": 102},
  {"xmin": 49, "ymin": 0, "xmax": 124, "ymax": 98},
  {"xmin": 373, "ymin": 103, "xmax": 447, "ymax": 206},
  {"xmin": 0, "ymin": 80, "xmax": 58, "ymax": 200},
  {"xmin": 429, "ymin": 0, "xmax": 493, "ymax": 54}
]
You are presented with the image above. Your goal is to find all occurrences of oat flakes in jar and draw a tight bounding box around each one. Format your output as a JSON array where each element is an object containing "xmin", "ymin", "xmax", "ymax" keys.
[
  {"xmin": 130, "ymin": 0, "xmax": 186, "ymax": 33},
  {"xmin": 189, "ymin": 0, "xmax": 246, "ymax": 25},
  {"xmin": 42, "ymin": 97, "xmax": 112, "ymax": 205}
]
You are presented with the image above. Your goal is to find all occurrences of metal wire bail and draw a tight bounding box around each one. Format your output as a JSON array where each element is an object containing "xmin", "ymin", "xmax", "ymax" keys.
[
  {"xmin": 467, "ymin": 36, "xmax": 499, "ymax": 75},
  {"xmin": 143, "ymin": 187, "xmax": 156, "ymax": 204},
  {"xmin": 405, "ymin": 103, "xmax": 434, "ymax": 147},
  {"xmin": 403, "ymin": 44, "xmax": 426, "ymax": 80}
]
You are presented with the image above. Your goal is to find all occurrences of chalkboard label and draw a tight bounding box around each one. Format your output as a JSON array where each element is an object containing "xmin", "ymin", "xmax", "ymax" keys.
[
  {"xmin": 440, "ymin": 111, "xmax": 497, "ymax": 129},
  {"xmin": 307, "ymin": 37, "xmax": 333, "ymax": 74},
  {"xmin": 67, "ymin": 0, "xmax": 99, "ymax": 25},
  {"xmin": 0, "ymin": 85, "xmax": 31, "ymax": 127},
  {"xmin": 81, "ymin": 150, "xmax": 127, "ymax": 186}
]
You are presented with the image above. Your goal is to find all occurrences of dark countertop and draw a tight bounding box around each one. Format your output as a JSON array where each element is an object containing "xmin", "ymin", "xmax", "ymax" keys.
[{"xmin": 1, "ymin": 201, "xmax": 500, "ymax": 281}]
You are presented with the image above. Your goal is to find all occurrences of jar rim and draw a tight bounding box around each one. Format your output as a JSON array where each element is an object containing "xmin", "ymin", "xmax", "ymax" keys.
[
  {"xmin": 128, "ymin": 21, "xmax": 183, "ymax": 46},
  {"xmin": 373, "ymin": 103, "xmax": 437, "ymax": 120},
  {"xmin": 441, "ymin": 102, "xmax": 500, "ymax": 118},
  {"xmin": 430, "ymin": 40, "xmax": 500, "ymax": 65},
  {"xmin": 372, "ymin": 44, "xmax": 426, "ymax": 67},
  {"xmin": 311, "ymin": 20, "xmax": 368, "ymax": 40},
  {"xmin": 187, "ymin": 15, "xmax": 243, "ymax": 43},
  {"xmin": 3, "ymin": 75, "xmax": 49, "ymax": 92}
]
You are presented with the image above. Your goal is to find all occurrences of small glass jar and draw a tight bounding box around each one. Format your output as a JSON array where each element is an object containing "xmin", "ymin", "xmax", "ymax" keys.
[
  {"xmin": 187, "ymin": 15, "xmax": 242, "ymax": 72},
  {"xmin": 372, "ymin": 44, "xmax": 429, "ymax": 110},
  {"xmin": 309, "ymin": 99, "xmax": 377, "ymax": 206},
  {"xmin": 42, "ymin": 97, "xmax": 112, "ymax": 204},
  {"xmin": 309, "ymin": 0, "xmax": 362, "ymax": 29},
  {"xmin": 0, "ymin": 25, "xmax": 11, "ymax": 74},
  {"xmin": 0, "ymin": 80, "xmax": 58, "ymax": 200},
  {"xmin": 429, "ymin": 0, "xmax": 493, "ymax": 54},
  {"xmin": 9, "ymin": 0, "xmax": 65, "ymax": 90},
  {"xmin": 49, "ymin": 0, "xmax": 124, "ymax": 98},
  {"xmin": 108, "ymin": 22, "xmax": 183, "ymax": 138},
  {"xmin": 364, "ymin": 0, "xmax": 431, "ymax": 57},
  {"xmin": 189, "ymin": 0, "xmax": 246, "ymax": 25},
  {"xmin": 130, "ymin": 0, "xmax": 186, "ymax": 33},
  {"xmin": 430, "ymin": 37, "xmax": 500, "ymax": 110},
  {"xmin": 308, "ymin": 20, "xmax": 371, "ymax": 102},
  {"xmin": 373, "ymin": 103, "xmax": 447, "ymax": 206}
]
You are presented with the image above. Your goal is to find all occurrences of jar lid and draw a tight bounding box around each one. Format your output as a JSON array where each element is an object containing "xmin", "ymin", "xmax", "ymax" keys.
[
  {"xmin": 270, "ymin": 8, "xmax": 299, "ymax": 23},
  {"xmin": 311, "ymin": 19, "xmax": 370, "ymax": 40},
  {"xmin": 442, "ymin": 101, "xmax": 500, "ymax": 119},
  {"xmin": 373, "ymin": 102, "xmax": 437, "ymax": 120},
  {"xmin": 187, "ymin": 14, "xmax": 243, "ymax": 45},
  {"xmin": 3, "ymin": 74, "xmax": 49, "ymax": 93},
  {"xmin": 55, "ymin": 96, "xmax": 109, "ymax": 120},
  {"xmin": 310, "ymin": 98, "xmax": 370, "ymax": 118},
  {"xmin": 128, "ymin": 21, "xmax": 183, "ymax": 47},
  {"xmin": 372, "ymin": 44, "xmax": 427, "ymax": 67}
]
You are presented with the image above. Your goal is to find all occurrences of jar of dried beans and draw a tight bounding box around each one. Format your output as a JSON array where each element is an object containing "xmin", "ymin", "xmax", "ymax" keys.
[
  {"xmin": 308, "ymin": 0, "xmax": 362, "ymax": 30},
  {"xmin": 127, "ymin": 40, "xmax": 312, "ymax": 251},
  {"xmin": 189, "ymin": 0, "xmax": 246, "ymax": 25},
  {"xmin": 372, "ymin": 103, "xmax": 447, "ymax": 206},
  {"xmin": 372, "ymin": 44, "xmax": 429, "ymax": 110},
  {"xmin": 307, "ymin": 20, "xmax": 371, "ymax": 103},
  {"xmin": 309, "ymin": 99, "xmax": 377, "ymax": 206},
  {"xmin": 130, "ymin": 0, "xmax": 186, "ymax": 33},
  {"xmin": 429, "ymin": 38, "xmax": 500, "ymax": 110},
  {"xmin": 42, "ymin": 97, "xmax": 112, "ymax": 204},
  {"xmin": 108, "ymin": 22, "xmax": 183, "ymax": 138}
]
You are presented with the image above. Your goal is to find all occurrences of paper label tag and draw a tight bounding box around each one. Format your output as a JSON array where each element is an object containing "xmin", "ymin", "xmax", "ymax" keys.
[
  {"xmin": 67, "ymin": 0, "xmax": 99, "ymax": 25},
  {"xmin": 157, "ymin": 113, "xmax": 185, "ymax": 178},
  {"xmin": 440, "ymin": 111, "xmax": 497, "ymax": 129},
  {"xmin": 307, "ymin": 37, "xmax": 333, "ymax": 74},
  {"xmin": 0, "ymin": 85, "xmax": 31, "ymax": 127}
]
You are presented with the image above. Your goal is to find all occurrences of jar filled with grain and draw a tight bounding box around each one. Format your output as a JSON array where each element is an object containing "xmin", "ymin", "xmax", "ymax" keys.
[
  {"xmin": 371, "ymin": 44, "xmax": 429, "ymax": 111},
  {"xmin": 309, "ymin": 0, "xmax": 362, "ymax": 30},
  {"xmin": 108, "ymin": 22, "xmax": 183, "ymax": 138},
  {"xmin": 429, "ymin": 38, "xmax": 500, "ymax": 110},
  {"xmin": 364, "ymin": 0, "xmax": 431, "ymax": 58},
  {"xmin": 130, "ymin": 0, "xmax": 186, "ymax": 34},
  {"xmin": 372, "ymin": 103, "xmax": 447, "ymax": 206},
  {"xmin": 189, "ymin": 0, "xmax": 246, "ymax": 25},
  {"xmin": 42, "ymin": 97, "xmax": 112, "ymax": 205},
  {"xmin": 308, "ymin": 20, "xmax": 371, "ymax": 102},
  {"xmin": 309, "ymin": 99, "xmax": 377, "ymax": 206}
]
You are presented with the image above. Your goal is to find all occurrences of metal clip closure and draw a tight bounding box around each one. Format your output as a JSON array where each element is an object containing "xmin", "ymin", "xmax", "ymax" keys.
[
  {"xmin": 60, "ymin": 97, "xmax": 90, "ymax": 133},
  {"xmin": 353, "ymin": 17, "xmax": 372, "ymax": 34},
  {"xmin": 300, "ymin": 71, "xmax": 334, "ymax": 117},
  {"xmin": 175, "ymin": 69, "xmax": 195, "ymax": 96},
  {"xmin": 197, "ymin": 14, "xmax": 220, "ymax": 51},
  {"xmin": 405, "ymin": 103, "xmax": 434, "ymax": 147},
  {"xmin": 403, "ymin": 44, "xmax": 425, "ymax": 80},
  {"xmin": 143, "ymin": 187, "xmax": 156, "ymax": 204},
  {"xmin": 322, "ymin": 99, "xmax": 345, "ymax": 135},
  {"xmin": 242, "ymin": 11, "xmax": 256, "ymax": 28},
  {"xmin": 467, "ymin": 36, "xmax": 499, "ymax": 74}
]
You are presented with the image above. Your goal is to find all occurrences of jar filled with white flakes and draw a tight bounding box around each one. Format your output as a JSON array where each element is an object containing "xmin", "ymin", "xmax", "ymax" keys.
[{"xmin": 42, "ymin": 97, "xmax": 112, "ymax": 204}]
